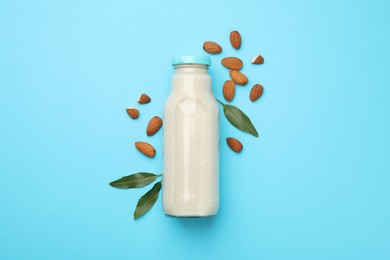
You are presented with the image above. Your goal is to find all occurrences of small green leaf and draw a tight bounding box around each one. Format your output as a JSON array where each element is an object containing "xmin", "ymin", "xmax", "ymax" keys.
[
  {"xmin": 217, "ymin": 99, "xmax": 259, "ymax": 137},
  {"xmin": 109, "ymin": 173, "xmax": 160, "ymax": 189},
  {"xmin": 134, "ymin": 181, "xmax": 162, "ymax": 220}
]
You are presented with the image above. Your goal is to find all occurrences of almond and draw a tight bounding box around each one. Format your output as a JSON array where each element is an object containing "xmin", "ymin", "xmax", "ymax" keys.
[
  {"xmin": 221, "ymin": 57, "xmax": 243, "ymax": 70},
  {"xmin": 146, "ymin": 116, "xmax": 163, "ymax": 136},
  {"xmin": 203, "ymin": 41, "xmax": 222, "ymax": 54},
  {"xmin": 126, "ymin": 107, "xmax": 139, "ymax": 119},
  {"xmin": 226, "ymin": 138, "xmax": 243, "ymax": 153},
  {"xmin": 230, "ymin": 31, "xmax": 241, "ymax": 49},
  {"xmin": 251, "ymin": 55, "xmax": 264, "ymax": 64},
  {"xmin": 223, "ymin": 80, "xmax": 235, "ymax": 102},
  {"xmin": 229, "ymin": 70, "xmax": 248, "ymax": 85},
  {"xmin": 250, "ymin": 84, "xmax": 264, "ymax": 102},
  {"xmin": 135, "ymin": 142, "xmax": 156, "ymax": 157},
  {"xmin": 138, "ymin": 93, "xmax": 151, "ymax": 104}
]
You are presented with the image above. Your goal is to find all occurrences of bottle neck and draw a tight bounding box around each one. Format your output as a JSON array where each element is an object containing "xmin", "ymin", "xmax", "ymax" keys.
[
  {"xmin": 173, "ymin": 64, "xmax": 209, "ymax": 74},
  {"xmin": 172, "ymin": 64, "xmax": 211, "ymax": 94}
]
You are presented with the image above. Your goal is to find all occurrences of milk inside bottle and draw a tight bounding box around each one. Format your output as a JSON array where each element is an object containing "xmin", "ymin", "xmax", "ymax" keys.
[{"xmin": 162, "ymin": 56, "xmax": 219, "ymax": 217}]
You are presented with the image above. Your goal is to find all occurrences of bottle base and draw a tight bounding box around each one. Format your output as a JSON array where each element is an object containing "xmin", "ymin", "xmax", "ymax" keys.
[{"xmin": 163, "ymin": 209, "xmax": 218, "ymax": 218}]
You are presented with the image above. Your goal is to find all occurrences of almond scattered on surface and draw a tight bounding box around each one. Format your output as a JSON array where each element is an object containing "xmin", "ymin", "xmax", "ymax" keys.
[
  {"xmin": 230, "ymin": 31, "xmax": 241, "ymax": 50},
  {"xmin": 226, "ymin": 138, "xmax": 243, "ymax": 153},
  {"xmin": 251, "ymin": 55, "xmax": 264, "ymax": 64},
  {"xmin": 146, "ymin": 116, "xmax": 163, "ymax": 136},
  {"xmin": 203, "ymin": 41, "xmax": 222, "ymax": 54},
  {"xmin": 250, "ymin": 84, "xmax": 264, "ymax": 102},
  {"xmin": 221, "ymin": 57, "xmax": 243, "ymax": 70},
  {"xmin": 138, "ymin": 93, "xmax": 151, "ymax": 104},
  {"xmin": 223, "ymin": 80, "xmax": 235, "ymax": 102},
  {"xmin": 229, "ymin": 70, "xmax": 248, "ymax": 85},
  {"xmin": 135, "ymin": 142, "xmax": 156, "ymax": 157},
  {"xmin": 126, "ymin": 107, "xmax": 139, "ymax": 119}
]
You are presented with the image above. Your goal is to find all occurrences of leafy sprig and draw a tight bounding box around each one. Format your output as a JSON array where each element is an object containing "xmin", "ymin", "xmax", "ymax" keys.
[
  {"xmin": 110, "ymin": 173, "xmax": 162, "ymax": 220},
  {"xmin": 217, "ymin": 99, "xmax": 258, "ymax": 137}
]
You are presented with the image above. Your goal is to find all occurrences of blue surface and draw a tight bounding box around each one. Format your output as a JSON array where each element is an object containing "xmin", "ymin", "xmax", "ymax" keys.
[{"xmin": 1, "ymin": 0, "xmax": 389, "ymax": 259}]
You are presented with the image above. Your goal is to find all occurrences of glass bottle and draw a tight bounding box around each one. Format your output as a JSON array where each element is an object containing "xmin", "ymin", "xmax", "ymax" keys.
[{"xmin": 163, "ymin": 56, "xmax": 219, "ymax": 217}]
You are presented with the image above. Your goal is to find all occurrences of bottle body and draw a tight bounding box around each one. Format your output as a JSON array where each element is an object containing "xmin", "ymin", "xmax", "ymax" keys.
[{"xmin": 163, "ymin": 63, "xmax": 219, "ymax": 217}]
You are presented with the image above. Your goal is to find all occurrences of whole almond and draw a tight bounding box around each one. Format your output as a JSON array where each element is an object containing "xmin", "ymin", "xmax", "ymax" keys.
[
  {"xmin": 126, "ymin": 107, "xmax": 139, "ymax": 119},
  {"xmin": 226, "ymin": 138, "xmax": 243, "ymax": 153},
  {"xmin": 250, "ymin": 84, "xmax": 264, "ymax": 102},
  {"xmin": 146, "ymin": 116, "xmax": 163, "ymax": 136},
  {"xmin": 203, "ymin": 41, "xmax": 222, "ymax": 54},
  {"xmin": 135, "ymin": 142, "xmax": 156, "ymax": 157},
  {"xmin": 223, "ymin": 80, "xmax": 235, "ymax": 102},
  {"xmin": 251, "ymin": 55, "xmax": 264, "ymax": 64},
  {"xmin": 230, "ymin": 31, "xmax": 241, "ymax": 49},
  {"xmin": 229, "ymin": 70, "xmax": 248, "ymax": 85},
  {"xmin": 138, "ymin": 93, "xmax": 151, "ymax": 104},
  {"xmin": 221, "ymin": 57, "xmax": 243, "ymax": 70}
]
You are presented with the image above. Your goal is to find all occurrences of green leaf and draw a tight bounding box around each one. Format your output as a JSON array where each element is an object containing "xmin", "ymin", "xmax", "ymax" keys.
[
  {"xmin": 134, "ymin": 181, "xmax": 162, "ymax": 220},
  {"xmin": 217, "ymin": 100, "xmax": 259, "ymax": 137},
  {"xmin": 109, "ymin": 173, "xmax": 160, "ymax": 189}
]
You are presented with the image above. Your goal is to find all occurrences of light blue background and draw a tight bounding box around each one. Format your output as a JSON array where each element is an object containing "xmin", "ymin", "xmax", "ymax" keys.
[{"xmin": 1, "ymin": 0, "xmax": 389, "ymax": 259}]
